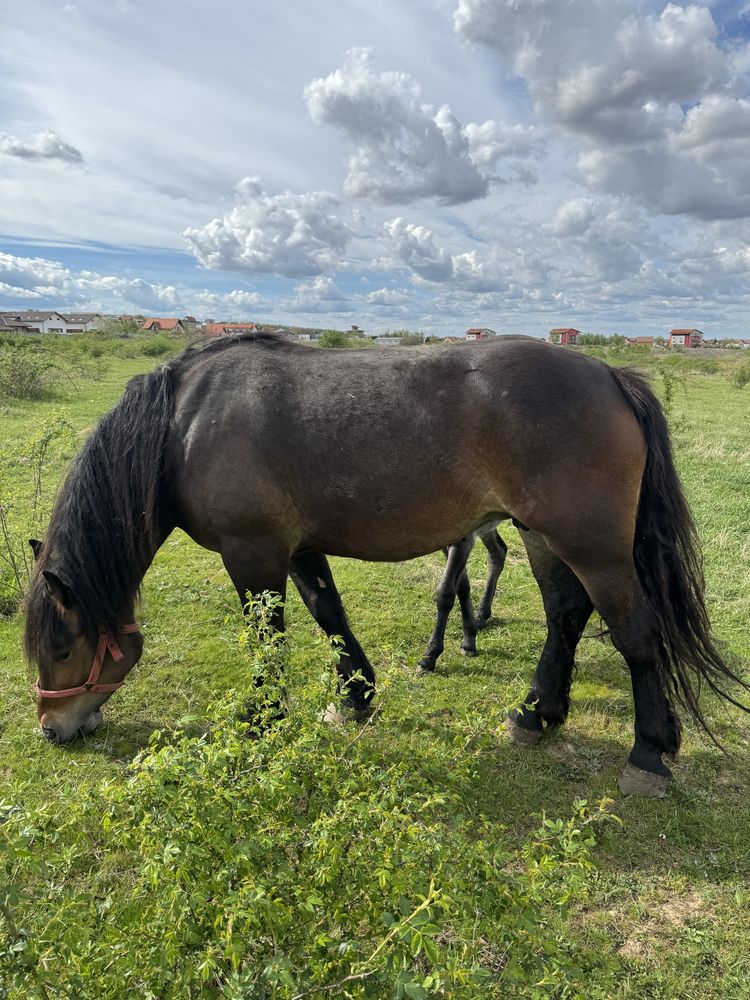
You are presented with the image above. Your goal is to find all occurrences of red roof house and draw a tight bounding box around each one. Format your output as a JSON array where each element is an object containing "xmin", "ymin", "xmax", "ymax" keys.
[
  {"xmin": 142, "ymin": 318, "xmax": 186, "ymax": 333},
  {"xmin": 626, "ymin": 336, "xmax": 655, "ymax": 348},
  {"xmin": 464, "ymin": 327, "xmax": 496, "ymax": 341},
  {"xmin": 549, "ymin": 328, "xmax": 580, "ymax": 347},
  {"xmin": 205, "ymin": 322, "xmax": 259, "ymax": 337},
  {"xmin": 668, "ymin": 328, "xmax": 703, "ymax": 349}
]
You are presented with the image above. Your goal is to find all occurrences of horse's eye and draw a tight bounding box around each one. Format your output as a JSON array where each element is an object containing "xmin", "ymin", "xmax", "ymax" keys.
[{"xmin": 57, "ymin": 651, "xmax": 72, "ymax": 663}]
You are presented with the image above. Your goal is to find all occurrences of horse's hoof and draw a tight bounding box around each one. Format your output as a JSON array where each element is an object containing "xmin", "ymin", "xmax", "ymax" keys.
[
  {"xmin": 618, "ymin": 762, "xmax": 670, "ymax": 798},
  {"xmin": 418, "ymin": 660, "xmax": 436, "ymax": 673},
  {"xmin": 475, "ymin": 616, "xmax": 489, "ymax": 631},
  {"xmin": 323, "ymin": 702, "xmax": 375, "ymax": 725},
  {"xmin": 663, "ymin": 750, "xmax": 680, "ymax": 765},
  {"xmin": 460, "ymin": 646, "xmax": 477, "ymax": 658},
  {"xmin": 506, "ymin": 716, "xmax": 543, "ymax": 747}
]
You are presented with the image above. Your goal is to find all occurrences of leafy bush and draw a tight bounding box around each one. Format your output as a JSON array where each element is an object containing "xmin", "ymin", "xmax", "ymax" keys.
[
  {"xmin": 318, "ymin": 330, "xmax": 349, "ymax": 348},
  {"xmin": 140, "ymin": 336, "xmax": 177, "ymax": 357},
  {"xmin": 0, "ymin": 338, "xmax": 102, "ymax": 400},
  {"xmin": 0, "ymin": 413, "xmax": 74, "ymax": 614},
  {"xmin": 732, "ymin": 364, "xmax": 750, "ymax": 389},
  {"xmin": 1, "ymin": 597, "xmax": 615, "ymax": 998}
]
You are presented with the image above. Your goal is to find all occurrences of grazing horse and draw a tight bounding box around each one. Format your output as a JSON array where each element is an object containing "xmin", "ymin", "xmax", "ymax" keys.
[{"xmin": 24, "ymin": 334, "xmax": 746, "ymax": 796}]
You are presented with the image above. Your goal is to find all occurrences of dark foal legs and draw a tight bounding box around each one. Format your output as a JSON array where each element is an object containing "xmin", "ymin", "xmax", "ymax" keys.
[
  {"xmin": 289, "ymin": 551, "xmax": 375, "ymax": 713},
  {"xmin": 508, "ymin": 531, "xmax": 593, "ymax": 744},
  {"xmin": 475, "ymin": 529, "xmax": 508, "ymax": 628},
  {"xmin": 419, "ymin": 535, "xmax": 477, "ymax": 672}
]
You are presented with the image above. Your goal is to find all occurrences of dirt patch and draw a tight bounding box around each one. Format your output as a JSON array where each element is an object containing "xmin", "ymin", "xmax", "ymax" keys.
[{"xmin": 617, "ymin": 890, "xmax": 707, "ymax": 959}]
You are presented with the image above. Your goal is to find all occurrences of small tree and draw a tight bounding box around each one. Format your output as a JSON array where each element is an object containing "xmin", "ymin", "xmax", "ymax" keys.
[{"xmin": 319, "ymin": 330, "xmax": 348, "ymax": 348}]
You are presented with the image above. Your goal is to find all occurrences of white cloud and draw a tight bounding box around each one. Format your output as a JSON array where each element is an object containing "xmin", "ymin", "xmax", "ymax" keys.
[
  {"xmin": 365, "ymin": 287, "xmax": 410, "ymax": 305},
  {"xmin": 0, "ymin": 251, "xmax": 265, "ymax": 317},
  {"xmin": 384, "ymin": 217, "xmax": 455, "ymax": 280},
  {"xmin": 0, "ymin": 130, "xmax": 83, "ymax": 163},
  {"xmin": 463, "ymin": 119, "xmax": 539, "ymax": 167},
  {"xmin": 290, "ymin": 275, "xmax": 351, "ymax": 312},
  {"xmin": 454, "ymin": 0, "xmax": 750, "ymax": 221},
  {"xmin": 305, "ymin": 48, "xmax": 510, "ymax": 204},
  {"xmin": 184, "ymin": 177, "xmax": 350, "ymax": 277}
]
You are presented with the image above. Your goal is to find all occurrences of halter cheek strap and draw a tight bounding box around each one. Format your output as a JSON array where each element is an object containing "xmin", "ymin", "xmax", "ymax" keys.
[{"xmin": 35, "ymin": 623, "xmax": 141, "ymax": 699}]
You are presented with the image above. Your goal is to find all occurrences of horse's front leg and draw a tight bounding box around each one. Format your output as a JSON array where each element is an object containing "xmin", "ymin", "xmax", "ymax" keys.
[
  {"xmin": 289, "ymin": 551, "xmax": 375, "ymax": 715},
  {"xmin": 221, "ymin": 537, "xmax": 290, "ymax": 713}
]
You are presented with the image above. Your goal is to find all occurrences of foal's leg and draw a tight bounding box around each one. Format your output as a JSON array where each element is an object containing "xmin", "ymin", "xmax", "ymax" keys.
[
  {"xmin": 289, "ymin": 551, "xmax": 375, "ymax": 713},
  {"xmin": 419, "ymin": 535, "xmax": 477, "ymax": 672},
  {"xmin": 475, "ymin": 529, "xmax": 508, "ymax": 629},
  {"xmin": 508, "ymin": 531, "xmax": 593, "ymax": 745}
]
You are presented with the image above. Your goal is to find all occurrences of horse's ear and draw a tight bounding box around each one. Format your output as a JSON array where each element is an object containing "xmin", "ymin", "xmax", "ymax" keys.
[
  {"xmin": 42, "ymin": 570, "xmax": 75, "ymax": 609},
  {"xmin": 28, "ymin": 538, "xmax": 43, "ymax": 561}
]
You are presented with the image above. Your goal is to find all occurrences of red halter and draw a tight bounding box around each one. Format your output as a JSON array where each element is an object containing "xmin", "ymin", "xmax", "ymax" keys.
[{"xmin": 35, "ymin": 623, "xmax": 141, "ymax": 699}]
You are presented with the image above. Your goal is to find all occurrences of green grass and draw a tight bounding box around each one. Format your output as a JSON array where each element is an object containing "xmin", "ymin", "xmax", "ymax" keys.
[{"xmin": 2, "ymin": 347, "xmax": 750, "ymax": 996}]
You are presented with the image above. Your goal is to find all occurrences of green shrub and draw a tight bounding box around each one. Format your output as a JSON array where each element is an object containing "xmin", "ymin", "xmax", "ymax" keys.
[
  {"xmin": 732, "ymin": 364, "xmax": 750, "ymax": 389},
  {"xmin": 0, "ymin": 339, "xmax": 103, "ymax": 400},
  {"xmin": 140, "ymin": 336, "xmax": 177, "ymax": 358},
  {"xmin": 0, "ymin": 413, "xmax": 74, "ymax": 614},
  {"xmin": 1, "ymin": 596, "xmax": 615, "ymax": 998}
]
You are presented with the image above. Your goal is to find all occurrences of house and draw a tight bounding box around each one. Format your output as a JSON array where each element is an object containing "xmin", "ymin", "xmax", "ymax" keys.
[
  {"xmin": 204, "ymin": 322, "xmax": 259, "ymax": 337},
  {"xmin": 372, "ymin": 336, "xmax": 401, "ymax": 346},
  {"xmin": 142, "ymin": 318, "xmax": 187, "ymax": 334},
  {"xmin": 668, "ymin": 328, "xmax": 703, "ymax": 349},
  {"xmin": 548, "ymin": 328, "xmax": 580, "ymax": 347},
  {"xmin": 626, "ymin": 336, "xmax": 655, "ymax": 349},
  {"xmin": 61, "ymin": 313, "xmax": 103, "ymax": 333},
  {"xmin": 741, "ymin": 340, "xmax": 750, "ymax": 349},
  {"xmin": 465, "ymin": 327, "xmax": 496, "ymax": 341},
  {"xmin": 0, "ymin": 310, "xmax": 71, "ymax": 334}
]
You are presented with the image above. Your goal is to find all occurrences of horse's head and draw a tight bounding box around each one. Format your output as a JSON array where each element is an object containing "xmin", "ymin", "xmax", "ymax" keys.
[{"xmin": 25, "ymin": 541, "xmax": 143, "ymax": 744}]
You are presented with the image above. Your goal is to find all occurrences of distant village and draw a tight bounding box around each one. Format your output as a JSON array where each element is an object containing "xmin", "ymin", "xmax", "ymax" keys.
[{"xmin": 1, "ymin": 310, "xmax": 749, "ymax": 350}]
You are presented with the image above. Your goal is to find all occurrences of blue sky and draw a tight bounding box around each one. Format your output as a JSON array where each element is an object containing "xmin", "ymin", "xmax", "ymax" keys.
[{"xmin": 1, "ymin": 0, "xmax": 749, "ymax": 337}]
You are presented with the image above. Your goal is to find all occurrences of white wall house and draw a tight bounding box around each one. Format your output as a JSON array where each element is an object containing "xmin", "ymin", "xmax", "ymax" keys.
[{"xmin": 0, "ymin": 311, "xmax": 103, "ymax": 334}]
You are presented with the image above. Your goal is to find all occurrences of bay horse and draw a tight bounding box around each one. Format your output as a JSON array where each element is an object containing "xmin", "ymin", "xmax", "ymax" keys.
[{"xmin": 24, "ymin": 334, "xmax": 746, "ymax": 796}]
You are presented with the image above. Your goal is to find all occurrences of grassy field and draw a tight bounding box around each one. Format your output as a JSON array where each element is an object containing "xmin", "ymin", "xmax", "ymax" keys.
[{"xmin": 1, "ymin": 342, "xmax": 750, "ymax": 997}]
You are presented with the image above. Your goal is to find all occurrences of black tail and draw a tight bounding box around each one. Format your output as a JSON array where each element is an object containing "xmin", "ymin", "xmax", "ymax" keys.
[{"xmin": 610, "ymin": 366, "xmax": 748, "ymax": 738}]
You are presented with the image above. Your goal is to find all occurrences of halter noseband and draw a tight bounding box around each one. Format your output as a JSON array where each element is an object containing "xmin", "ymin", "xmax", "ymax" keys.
[{"xmin": 35, "ymin": 623, "xmax": 141, "ymax": 699}]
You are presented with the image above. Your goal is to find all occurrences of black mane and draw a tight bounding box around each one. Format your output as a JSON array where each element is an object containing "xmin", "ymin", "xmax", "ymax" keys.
[
  {"xmin": 25, "ymin": 363, "xmax": 176, "ymax": 657},
  {"xmin": 24, "ymin": 332, "xmax": 300, "ymax": 661}
]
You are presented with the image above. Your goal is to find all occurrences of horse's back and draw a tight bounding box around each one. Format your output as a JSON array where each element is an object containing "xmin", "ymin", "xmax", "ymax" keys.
[{"xmin": 166, "ymin": 336, "xmax": 645, "ymax": 560}]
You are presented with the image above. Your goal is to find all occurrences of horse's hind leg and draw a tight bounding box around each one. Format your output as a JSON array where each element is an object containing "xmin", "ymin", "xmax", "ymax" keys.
[
  {"xmin": 289, "ymin": 551, "xmax": 375, "ymax": 714},
  {"xmin": 419, "ymin": 535, "xmax": 477, "ymax": 672},
  {"xmin": 475, "ymin": 529, "xmax": 508, "ymax": 628},
  {"xmin": 509, "ymin": 531, "xmax": 593, "ymax": 745},
  {"xmin": 569, "ymin": 559, "xmax": 680, "ymax": 796}
]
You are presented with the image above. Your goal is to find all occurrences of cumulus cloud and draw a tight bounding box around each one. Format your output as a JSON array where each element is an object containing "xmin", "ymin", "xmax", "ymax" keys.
[
  {"xmin": 0, "ymin": 130, "xmax": 83, "ymax": 164},
  {"xmin": 184, "ymin": 177, "xmax": 349, "ymax": 277},
  {"xmin": 365, "ymin": 287, "xmax": 411, "ymax": 305},
  {"xmin": 463, "ymin": 119, "xmax": 539, "ymax": 167},
  {"xmin": 0, "ymin": 251, "xmax": 181, "ymax": 311},
  {"xmin": 383, "ymin": 218, "xmax": 455, "ymax": 281},
  {"xmin": 0, "ymin": 250, "xmax": 265, "ymax": 316},
  {"xmin": 305, "ymin": 48, "xmax": 531, "ymax": 204},
  {"xmin": 454, "ymin": 0, "xmax": 750, "ymax": 220},
  {"xmin": 192, "ymin": 288, "xmax": 264, "ymax": 312},
  {"xmin": 290, "ymin": 275, "xmax": 351, "ymax": 313}
]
